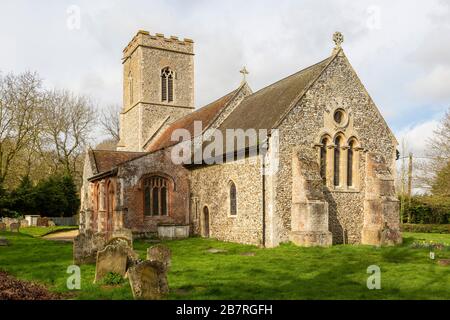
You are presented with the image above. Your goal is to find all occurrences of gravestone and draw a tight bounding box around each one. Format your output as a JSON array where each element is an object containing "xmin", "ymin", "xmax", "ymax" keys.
[
  {"xmin": 20, "ymin": 219, "xmax": 29, "ymax": 228},
  {"xmin": 0, "ymin": 237, "xmax": 9, "ymax": 246},
  {"xmin": 147, "ymin": 244, "xmax": 172, "ymax": 271},
  {"xmin": 10, "ymin": 223, "xmax": 20, "ymax": 233},
  {"xmin": 94, "ymin": 244, "xmax": 128, "ymax": 283},
  {"xmin": 128, "ymin": 260, "xmax": 168, "ymax": 300},
  {"xmin": 48, "ymin": 220, "xmax": 56, "ymax": 227},
  {"xmin": 0, "ymin": 223, "xmax": 6, "ymax": 232},
  {"xmin": 37, "ymin": 217, "xmax": 49, "ymax": 227},
  {"xmin": 73, "ymin": 230, "xmax": 107, "ymax": 265},
  {"xmin": 106, "ymin": 237, "xmax": 139, "ymax": 269}
]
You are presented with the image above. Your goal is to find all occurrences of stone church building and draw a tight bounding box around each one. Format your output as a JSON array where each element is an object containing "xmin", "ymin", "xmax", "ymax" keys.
[{"xmin": 79, "ymin": 30, "xmax": 402, "ymax": 248}]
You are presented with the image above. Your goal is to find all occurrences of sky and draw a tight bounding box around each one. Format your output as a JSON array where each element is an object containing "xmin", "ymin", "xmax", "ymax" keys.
[{"xmin": 0, "ymin": 0, "xmax": 449, "ymax": 156}]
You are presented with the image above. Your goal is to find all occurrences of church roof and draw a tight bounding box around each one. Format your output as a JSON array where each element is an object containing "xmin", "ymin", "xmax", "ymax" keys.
[
  {"xmin": 147, "ymin": 86, "xmax": 241, "ymax": 152},
  {"xmin": 90, "ymin": 149, "xmax": 146, "ymax": 174},
  {"xmin": 217, "ymin": 55, "xmax": 333, "ymax": 131}
]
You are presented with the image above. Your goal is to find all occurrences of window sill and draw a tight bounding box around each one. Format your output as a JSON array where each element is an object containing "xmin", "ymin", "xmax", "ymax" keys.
[{"xmin": 325, "ymin": 186, "xmax": 360, "ymax": 193}]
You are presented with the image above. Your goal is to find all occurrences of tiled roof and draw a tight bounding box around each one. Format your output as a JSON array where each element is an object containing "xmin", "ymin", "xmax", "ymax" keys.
[
  {"xmin": 90, "ymin": 150, "xmax": 147, "ymax": 174},
  {"xmin": 147, "ymin": 87, "xmax": 240, "ymax": 152},
  {"xmin": 217, "ymin": 56, "xmax": 333, "ymax": 132}
]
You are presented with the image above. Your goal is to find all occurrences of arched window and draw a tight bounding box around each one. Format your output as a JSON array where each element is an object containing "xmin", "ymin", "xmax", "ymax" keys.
[
  {"xmin": 229, "ymin": 181, "xmax": 237, "ymax": 216},
  {"xmin": 347, "ymin": 139, "xmax": 356, "ymax": 187},
  {"xmin": 320, "ymin": 137, "xmax": 328, "ymax": 184},
  {"xmin": 161, "ymin": 67, "xmax": 174, "ymax": 102},
  {"xmin": 143, "ymin": 176, "xmax": 169, "ymax": 216},
  {"xmin": 334, "ymin": 136, "xmax": 342, "ymax": 186}
]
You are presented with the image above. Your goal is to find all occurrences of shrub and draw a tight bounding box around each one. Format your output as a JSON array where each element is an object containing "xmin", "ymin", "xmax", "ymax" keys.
[
  {"xmin": 401, "ymin": 224, "xmax": 450, "ymax": 234},
  {"xmin": 400, "ymin": 195, "xmax": 450, "ymax": 224},
  {"xmin": 101, "ymin": 272, "xmax": 124, "ymax": 286}
]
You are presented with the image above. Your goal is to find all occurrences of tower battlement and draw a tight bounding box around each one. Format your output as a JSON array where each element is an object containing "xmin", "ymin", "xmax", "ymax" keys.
[{"xmin": 123, "ymin": 30, "xmax": 194, "ymax": 60}]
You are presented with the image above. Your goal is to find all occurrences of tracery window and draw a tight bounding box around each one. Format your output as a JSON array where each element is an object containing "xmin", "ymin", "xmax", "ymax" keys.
[
  {"xmin": 144, "ymin": 176, "xmax": 169, "ymax": 216},
  {"xmin": 161, "ymin": 67, "xmax": 174, "ymax": 102}
]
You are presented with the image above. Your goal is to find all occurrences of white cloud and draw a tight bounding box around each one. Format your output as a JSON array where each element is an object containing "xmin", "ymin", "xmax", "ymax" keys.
[
  {"xmin": 409, "ymin": 65, "xmax": 450, "ymax": 102},
  {"xmin": 396, "ymin": 119, "xmax": 440, "ymax": 157}
]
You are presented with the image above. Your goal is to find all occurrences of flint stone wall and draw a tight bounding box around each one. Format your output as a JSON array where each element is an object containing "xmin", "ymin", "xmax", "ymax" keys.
[{"xmin": 275, "ymin": 52, "xmax": 398, "ymax": 244}]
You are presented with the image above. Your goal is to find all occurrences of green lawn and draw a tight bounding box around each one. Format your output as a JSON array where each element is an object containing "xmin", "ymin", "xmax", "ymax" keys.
[{"xmin": 0, "ymin": 230, "xmax": 449, "ymax": 300}]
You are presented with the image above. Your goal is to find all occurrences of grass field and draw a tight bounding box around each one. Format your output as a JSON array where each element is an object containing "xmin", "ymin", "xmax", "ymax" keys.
[{"xmin": 0, "ymin": 230, "xmax": 449, "ymax": 300}]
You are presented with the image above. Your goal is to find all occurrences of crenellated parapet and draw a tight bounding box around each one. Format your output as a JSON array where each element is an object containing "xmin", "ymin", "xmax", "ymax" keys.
[{"xmin": 123, "ymin": 30, "xmax": 194, "ymax": 61}]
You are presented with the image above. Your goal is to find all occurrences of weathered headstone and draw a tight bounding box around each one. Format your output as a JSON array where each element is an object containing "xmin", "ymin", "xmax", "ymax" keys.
[
  {"xmin": 0, "ymin": 237, "xmax": 9, "ymax": 246},
  {"xmin": 0, "ymin": 223, "xmax": 6, "ymax": 232},
  {"xmin": 10, "ymin": 223, "xmax": 20, "ymax": 233},
  {"xmin": 20, "ymin": 219, "xmax": 29, "ymax": 228},
  {"xmin": 73, "ymin": 230, "xmax": 107, "ymax": 265},
  {"xmin": 147, "ymin": 244, "xmax": 171, "ymax": 271},
  {"xmin": 37, "ymin": 217, "xmax": 49, "ymax": 227},
  {"xmin": 94, "ymin": 244, "xmax": 128, "ymax": 283},
  {"xmin": 128, "ymin": 260, "xmax": 168, "ymax": 300},
  {"xmin": 106, "ymin": 237, "xmax": 139, "ymax": 269}
]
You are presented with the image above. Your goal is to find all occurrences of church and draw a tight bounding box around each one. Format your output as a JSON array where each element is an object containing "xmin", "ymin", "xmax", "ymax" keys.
[{"xmin": 79, "ymin": 30, "xmax": 402, "ymax": 248}]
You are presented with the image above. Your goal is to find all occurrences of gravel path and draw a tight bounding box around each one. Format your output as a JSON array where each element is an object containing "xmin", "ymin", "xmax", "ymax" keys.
[{"xmin": 43, "ymin": 229, "xmax": 79, "ymax": 242}]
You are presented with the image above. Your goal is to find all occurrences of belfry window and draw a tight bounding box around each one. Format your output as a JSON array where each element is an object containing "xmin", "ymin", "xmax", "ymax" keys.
[
  {"xmin": 334, "ymin": 136, "xmax": 342, "ymax": 186},
  {"xmin": 161, "ymin": 67, "xmax": 174, "ymax": 102},
  {"xmin": 143, "ymin": 176, "xmax": 169, "ymax": 216},
  {"xmin": 229, "ymin": 181, "xmax": 237, "ymax": 216}
]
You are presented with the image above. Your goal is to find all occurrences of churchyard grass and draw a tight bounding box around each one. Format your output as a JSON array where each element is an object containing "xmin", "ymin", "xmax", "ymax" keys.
[{"xmin": 0, "ymin": 230, "xmax": 449, "ymax": 300}]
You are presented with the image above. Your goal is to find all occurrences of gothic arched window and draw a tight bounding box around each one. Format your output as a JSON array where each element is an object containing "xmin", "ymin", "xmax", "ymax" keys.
[
  {"xmin": 347, "ymin": 140, "xmax": 355, "ymax": 187},
  {"xmin": 229, "ymin": 181, "xmax": 237, "ymax": 216},
  {"xmin": 320, "ymin": 137, "xmax": 329, "ymax": 184},
  {"xmin": 161, "ymin": 67, "xmax": 174, "ymax": 102},
  {"xmin": 143, "ymin": 176, "xmax": 169, "ymax": 216},
  {"xmin": 334, "ymin": 136, "xmax": 342, "ymax": 186}
]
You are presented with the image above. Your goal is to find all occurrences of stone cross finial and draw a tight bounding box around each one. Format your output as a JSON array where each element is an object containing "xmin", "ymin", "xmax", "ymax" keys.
[
  {"xmin": 240, "ymin": 66, "xmax": 249, "ymax": 83},
  {"xmin": 333, "ymin": 32, "xmax": 344, "ymax": 47}
]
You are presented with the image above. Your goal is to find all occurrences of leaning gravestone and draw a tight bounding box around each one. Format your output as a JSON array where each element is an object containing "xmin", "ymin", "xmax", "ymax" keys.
[
  {"xmin": 106, "ymin": 237, "xmax": 139, "ymax": 269},
  {"xmin": 128, "ymin": 260, "xmax": 168, "ymax": 300},
  {"xmin": 147, "ymin": 244, "xmax": 172, "ymax": 271},
  {"xmin": 0, "ymin": 223, "xmax": 6, "ymax": 232},
  {"xmin": 73, "ymin": 230, "xmax": 107, "ymax": 265},
  {"xmin": 10, "ymin": 223, "xmax": 20, "ymax": 233},
  {"xmin": 94, "ymin": 244, "xmax": 128, "ymax": 283}
]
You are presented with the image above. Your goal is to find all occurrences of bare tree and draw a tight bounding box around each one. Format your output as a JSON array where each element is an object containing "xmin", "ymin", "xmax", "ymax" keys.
[
  {"xmin": 416, "ymin": 108, "xmax": 450, "ymax": 192},
  {"xmin": 99, "ymin": 104, "xmax": 120, "ymax": 141},
  {"xmin": 0, "ymin": 72, "xmax": 43, "ymax": 186},
  {"xmin": 41, "ymin": 90, "xmax": 97, "ymax": 180},
  {"xmin": 95, "ymin": 138, "xmax": 118, "ymax": 151}
]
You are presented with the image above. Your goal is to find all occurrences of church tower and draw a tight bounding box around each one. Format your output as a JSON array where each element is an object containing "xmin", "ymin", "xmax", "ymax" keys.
[{"xmin": 117, "ymin": 30, "xmax": 195, "ymax": 151}]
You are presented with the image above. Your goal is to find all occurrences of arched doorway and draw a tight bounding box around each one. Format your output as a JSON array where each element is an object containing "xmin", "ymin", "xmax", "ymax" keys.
[{"xmin": 202, "ymin": 206, "xmax": 210, "ymax": 238}]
